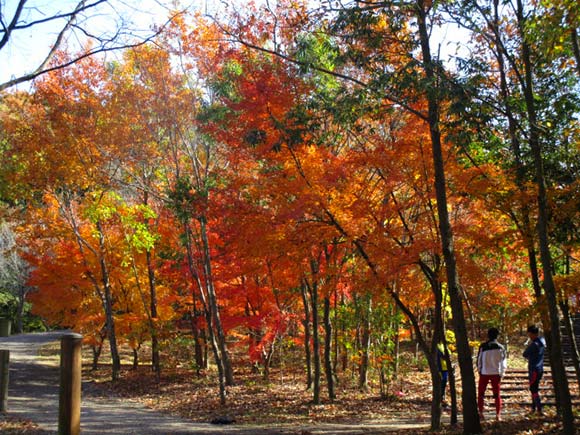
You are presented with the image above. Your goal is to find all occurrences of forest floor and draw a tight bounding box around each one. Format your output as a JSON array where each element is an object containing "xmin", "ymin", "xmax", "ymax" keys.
[
  {"xmin": 78, "ymin": 364, "xmax": 570, "ymax": 435},
  {"xmin": 0, "ymin": 333, "xmax": 577, "ymax": 434}
]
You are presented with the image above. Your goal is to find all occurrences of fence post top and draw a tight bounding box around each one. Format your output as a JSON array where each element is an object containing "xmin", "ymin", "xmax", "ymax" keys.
[{"xmin": 60, "ymin": 332, "xmax": 83, "ymax": 340}]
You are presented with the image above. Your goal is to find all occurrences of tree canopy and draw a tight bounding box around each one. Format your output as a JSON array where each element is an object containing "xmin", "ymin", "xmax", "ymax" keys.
[{"xmin": 1, "ymin": 1, "xmax": 579, "ymax": 433}]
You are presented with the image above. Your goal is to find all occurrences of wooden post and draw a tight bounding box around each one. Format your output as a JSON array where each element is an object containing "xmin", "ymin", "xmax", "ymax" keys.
[
  {"xmin": 0, "ymin": 318, "xmax": 11, "ymax": 413},
  {"xmin": 59, "ymin": 333, "xmax": 82, "ymax": 435}
]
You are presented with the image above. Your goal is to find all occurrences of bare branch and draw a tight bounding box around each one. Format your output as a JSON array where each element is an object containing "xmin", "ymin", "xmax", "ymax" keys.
[
  {"xmin": 33, "ymin": 1, "xmax": 88, "ymax": 77},
  {"xmin": 0, "ymin": 0, "xmax": 108, "ymax": 33},
  {"xmin": 0, "ymin": 0, "xmax": 27, "ymax": 51},
  {"xmin": 0, "ymin": 9, "xmax": 184, "ymax": 92}
]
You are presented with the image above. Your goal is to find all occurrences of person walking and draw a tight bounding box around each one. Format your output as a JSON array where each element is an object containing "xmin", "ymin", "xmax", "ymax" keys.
[
  {"xmin": 437, "ymin": 342, "xmax": 449, "ymax": 408},
  {"xmin": 477, "ymin": 327, "xmax": 507, "ymax": 421},
  {"xmin": 523, "ymin": 325, "xmax": 546, "ymax": 416}
]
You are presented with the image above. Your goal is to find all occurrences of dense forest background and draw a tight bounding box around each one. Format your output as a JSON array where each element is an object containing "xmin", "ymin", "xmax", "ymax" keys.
[{"xmin": 1, "ymin": 1, "xmax": 580, "ymax": 433}]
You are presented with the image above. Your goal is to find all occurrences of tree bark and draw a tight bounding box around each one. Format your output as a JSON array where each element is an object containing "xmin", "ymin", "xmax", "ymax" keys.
[
  {"xmin": 307, "ymin": 275, "xmax": 321, "ymax": 404},
  {"xmin": 323, "ymin": 296, "xmax": 335, "ymax": 400},
  {"xmin": 183, "ymin": 221, "xmax": 226, "ymax": 402},
  {"xmin": 301, "ymin": 281, "xmax": 313, "ymax": 390},
  {"xmin": 516, "ymin": 0, "xmax": 575, "ymax": 431},
  {"xmin": 146, "ymin": 249, "xmax": 160, "ymax": 378},
  {"xmin": 96, "ymin": 221, "xmax": 121, "ymax": 381},
  {"xmin": 420, "ymin": 261, "xmax": 444, "ymax": 430},
  {"xmin": 15, "ymin": 286, "xmax": 26, "ymax": 333},
  {"xmin": 415, "ymin": 2, "xmax": 481, "ymax": 432},
  {"xmin": 183, "ymin": 223, "xmax": 205, "ymax": 371},
  {"xmin": 571, "ymin": 27, "xmax": 580, "ymax": 76},
  {"xmin": 199, "ymin": 215, "xmax": 234, "ymax": 386},
  {"xmin": 358, "ymin": 294, "xmax": 371, "ymax": 391}
]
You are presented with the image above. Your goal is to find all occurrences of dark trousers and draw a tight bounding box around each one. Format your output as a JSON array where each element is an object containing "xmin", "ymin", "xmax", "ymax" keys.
[
  {"xmin": 528, "ymin": 369, "xmax": 543, "ymax": 411},
  {"xmin": 440, "ymin": 370, "xmax": 448, "ymax": 402}
]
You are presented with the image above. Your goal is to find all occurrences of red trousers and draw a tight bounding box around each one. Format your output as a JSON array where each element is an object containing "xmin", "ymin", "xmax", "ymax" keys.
[{"xmin": 478, "ymin": 374, "xmax": 502, "ymax": 414}]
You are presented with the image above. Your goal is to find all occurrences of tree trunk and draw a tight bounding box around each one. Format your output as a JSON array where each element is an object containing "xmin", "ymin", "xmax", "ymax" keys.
[
  {"xmin": 446, "ymin": 346, "xmax": 458, "ymax": 426},
  {"xmin": 416, "ymin": 2, "xmax": 481, "ymax": 432},
  {"xmin": 571, "ymin": 27, "xmax": 580, "ymax": 76},
  {"xmin": 358, "ymin": 294, "xmax": 371, "ymax": 391},
  {"xmin": 144, "ymin": 249, "xmax": 160, "ymax": 378},
  {"xmin": 427, "ymin": 351, "xmax": 443, "ymax": 430},
  {"xmin": 492, "ymin": 0, "xmax": 544, "ymax": 303},
  {"xmin": 91, "ymin": 338, "xmax": 103, "ymax": 371},
  {"xmin": 183, "ymin": 223, "xmax": 206, "ymax": 372},
  {"xmin": 308, "ymin": 278, "xmax": 321, "ymax": 404},
  {"xmin": 199, "ymin": 216, "xmax": 234, "ymax": 386},
  {"xmin": 333, "ymin": 288, "xmax": 340, "ymax": 379},
  {"xmin": 262, "ymin": 339, "xmax": 276, "ymax": 382},
  {"xmin": 516, "ymin": 1, "xmax": 575, "ymax": 431},
  {"xmin": 301, "ymin": 281, "xmax": 313, "ymax": 390},
  {"xmin": 132, "ymin": 347, "xmax": 139, "ymax": 369},
  {"xmin": 560, "ymin": 299, "xmax": 580, "ymax": 391},
  {"xmin": 183, "ymin": 221, "xmax": 226, "ymax": 401},
  {"xmin": 16, "ymin": 286, "xmax": 26, "ymax": 333},
  {"xmin": 323, "ymin": 296, "xmax": 335, "ymax": 400},
  {"xmin": 96, "ymin": 222, "xmax": 121, "ymax": 382},
  {"xmin": 424, "ymin": 262, "xmax": 444, "ymax": 431},
  {"xmin": 141, "ymin": 192, "xmax": 161, "ymax": 377},
  {"xmin": 205, "ymin": 305, "xmax": 227, "ymax": 405},
  {"xmin": 393, "ymin": 305, "xmax": 400, "ymax": 380}
]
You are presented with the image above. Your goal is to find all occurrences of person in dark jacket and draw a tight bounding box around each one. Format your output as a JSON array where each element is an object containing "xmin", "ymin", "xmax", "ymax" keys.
[
  {"xmin": 477, "ymin": 327, "xmax": 507, "ymax": 421},
  {"xmin": 523, "ymin": 325, "xmax": 546, "ymax": 415}
]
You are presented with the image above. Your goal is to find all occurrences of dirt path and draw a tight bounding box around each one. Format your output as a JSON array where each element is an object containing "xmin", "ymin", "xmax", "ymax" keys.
[{"xmin": 0, "ymin": 331, "xmax": 431, "ymax": 434}]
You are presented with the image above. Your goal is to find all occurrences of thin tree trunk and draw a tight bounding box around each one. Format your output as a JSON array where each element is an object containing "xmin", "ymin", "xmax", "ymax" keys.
[
  {"xmin": 358, "ymin": 294, "xmax": 371, "ymax": 391},
  {"xmin": 416, "ymin": 2, "xmax": 481, "ymax": 432},
  {"xmin": 183, "ymin": 223, "xmax": 205, "ymax": 371},
  {"xmin": 183, "ymin": 221, "xmax": 226, "ymax": 401},
  {"xmin": 308, "ymin": 277, "xmax": 321, "ymax": 404},
  {"xmin": 91, "ymin": 333, "xmax": 104, "ymax": 371},
  {"xmin": 516, "ymin": 1, "xmax": 575, "ymax": 431},
  {"xmin": 560, "ymin": 299, "xmax": 580, "ymax": 391},
  {"xmin": 441, "ymin": 285, "xmax": 458, "ymax": 426},
  {"xmin": 132, "ymin": 347, "xmax": 139, "ymax": 369},
  {"xmin": 446, "ymin": 346, "xmax": 458, "ymax": 426},
  {"xmin": 141, "ymin": 192, "xmax": 161, "ymax": 377},
  {"xmin": 393, "ymin": 305, "xmax": 400, "ymax": 379},
  {"xmin": 422, "ymin": 262, "xmax": 444, "ymax": 431},
  {"xmin": 205, "ymin": 306, "xmax": 227, "ymax": 405},
  {"xmin": 62, "ymin": 195, "xmax": 120, "ymax": 382},
  {"xmin": 199, "ymin": 215, "xmax": 234, "ymax": 386},
  {"xmin": 301, "ymin": 281, "xmax": 313, "ymax": 390},
  {"xmin": 96, "ymin": 222, "xmax": 121, "ymax": 382},
  {"xmin": 262, "ymin": 339, "xmax": 276, "ymax": 382},
  {"xmin": 323, "ymin": 296, "xmax": 335, "ymax": 400},
  {"xmin": 333, "ymin": 287, "xmax": 339, "ymax": 378},
  {"xmin": 16, "ymin": 286, "xmax": 26, "ymax": 333},
  {"xmin": 146, "ymin": 249, "xmax": 161, "ymax": 378},
  {"xmin": 571, "ymin": 27, "xmax": 580, "ymax": 76}
]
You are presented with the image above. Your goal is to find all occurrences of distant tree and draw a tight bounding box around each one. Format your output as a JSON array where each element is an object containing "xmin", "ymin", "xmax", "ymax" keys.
[{"xmin": 0, "ymin": 220, "xmax": 32, "ymax": 332}]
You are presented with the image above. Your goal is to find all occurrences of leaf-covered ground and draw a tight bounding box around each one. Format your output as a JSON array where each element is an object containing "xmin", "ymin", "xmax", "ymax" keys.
[
  {"xmin": 79, "ymin": 359, "xmax": 575, "ymax": 435},
  {"xmin": 85, "ymin": 364, "xmax": 432, "ymax": 425},
  {"xmin": 1, "ymin": 345, "xmax": 577, "ymax": 434}
]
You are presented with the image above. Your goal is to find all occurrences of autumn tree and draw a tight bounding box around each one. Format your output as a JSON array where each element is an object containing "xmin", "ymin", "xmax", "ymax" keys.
[
  {"xmin": 1, "ymin": 53, "xmax": 130, "ymax": 380},
  {"xmin": 443, "ymin": 0, "xmax": 580, "ymax": 430},
  {"xmin": 0, "ymin": 219, "xmax": 32, "ymax": 332}
]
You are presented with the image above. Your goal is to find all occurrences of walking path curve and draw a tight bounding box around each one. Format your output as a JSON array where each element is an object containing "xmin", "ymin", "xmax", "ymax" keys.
[{"xmin": 0, "ymin": 332, "xmax": 430, "ymax": 434}]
